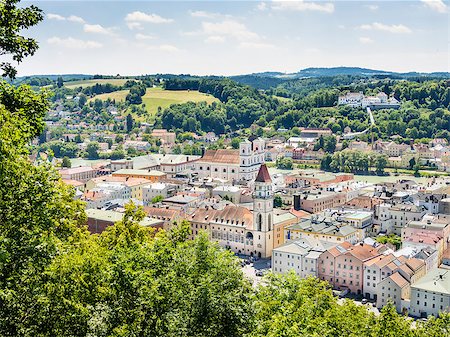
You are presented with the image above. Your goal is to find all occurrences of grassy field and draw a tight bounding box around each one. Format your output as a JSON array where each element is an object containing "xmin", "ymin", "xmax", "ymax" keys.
[
  {"xmin": 87, "ymin": 89, "xmax": 129, "ymax": 103},
  {"xmin": 140, "ymin": 87, "xmax": 219, "ymax": 117},
  {"xmin": 64, "ymin": 78, "xmax": 133, "ymax": 89}
]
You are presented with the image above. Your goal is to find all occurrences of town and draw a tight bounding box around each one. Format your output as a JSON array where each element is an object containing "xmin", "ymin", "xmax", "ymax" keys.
[
  {"xmin": 2, "ymin": 0, "xmax": 449, "ymax": 335},
  {"xmin": 45, "ymin": 123, "xmax": 450, "ymax": 319}
]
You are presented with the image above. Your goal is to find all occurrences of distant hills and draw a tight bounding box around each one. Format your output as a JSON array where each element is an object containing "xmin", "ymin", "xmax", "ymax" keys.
[
  {"xmin": 13, "ymin": 67, "xmax": 449, "ymax": 89},
  {"xmin": 236, "ymin": 67, "xmax": 450, "ymax": 79}
]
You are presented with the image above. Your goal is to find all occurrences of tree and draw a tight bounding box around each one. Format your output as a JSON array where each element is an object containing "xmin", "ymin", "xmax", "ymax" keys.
[
  {"xmin": 324, "ymin": 135, "xmax": 337, "ymax": 153},
  {"xmin": 151, "ymin": 195, "xmax": 163, "ymax": 203},
  {"xmin": 273, "ymin": 195, "xmax": 283, "ymax": 208},
  {"xmin": 78, "ymin": 93, "xmax": 87, "ymax": 108},
  {"xmin": 276, "ymin": 157, "xmax": 293, "ymax": 170},
  {"xmin": 62, "ymin": 156, "xmax": 71, "ymax": 168},
  {"xmin": 0, "ymin": 0, "xmax": 44, "ymax": 78},
  {"xmin": 231, "ymin": 137, "xmax": 241, "ymax": 149},
  {"xmin": 93, "ymin": 98, "xmax": 103, "ymax": 113},
  {"xmin": 409, "ymin": 157, "xmax": 416, "ymax": 170},
  {"xmin": 56, "ymin": 76, "xmax": 63, "ymax": 88},
  {"xmin": 115, "ymin": 134, "xmax": 124, "ymax": 143},
  {"xmin": 375, "ymin": 155, "xmax": 388, "ymax": 175},
  {"xmin": 126, "ymin": 113, "xmax": 134, "ymax": 132},
  {"xmin": 86, "ymin": 142, "xmax": 100, "ymax": 159}
]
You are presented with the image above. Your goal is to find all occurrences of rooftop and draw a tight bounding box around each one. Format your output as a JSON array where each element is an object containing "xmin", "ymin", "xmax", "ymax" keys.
[
  {"xmin": 198, "ymin": 149, "xmax": 240, "ymax": 165},
  {"xmin": 255, "ymin": 164, "xmax": 272, "ymax": 183},
  {"xmin": 112, "ymin": 169, "xmax": 166, "ymax": 177},
  {"xmin": 411, "ymin": 268, "xmax": 450, "ymax": 295}
]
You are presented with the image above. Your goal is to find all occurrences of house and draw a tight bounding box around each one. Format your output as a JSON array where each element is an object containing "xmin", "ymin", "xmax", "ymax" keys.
[
  {"xmin": 318, "ymin": 242, "xmax": 385, "ymax": 295},
  {"xmin": 410, "ymin": 268, "xmax": 450, "ymax": 317},
  {"xmin": 151, "ymin": 129, "xmax": 176, "ymax": 145},
  {"xmin": 86, "ymin": 209, "xmax": 163, "ymax": 234},
  {"xmin": 293, "ymin": 190, "xmax": 347, "ymax": 213},
  {"xmin": 286, "ymin": 215, "xmax": 359, "ymax": 245},
  {"xmin": 59, "ymin": 166, "xmax": 98, "ymax": 182},
  {"xmin": 373, "ymin": 257, "xmax": 426, "ymax": 313},
  {"xmin": 143, "ymin": 183, "xmax": 178, "ymax": 205},
  {"xmin": 272, "ymin": 237, "xmax": 337, "ymax": 278}
]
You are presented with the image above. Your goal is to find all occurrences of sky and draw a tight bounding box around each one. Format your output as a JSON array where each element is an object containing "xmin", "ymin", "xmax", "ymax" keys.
[{"xmin": 15, "ymin": 0, "xmax": 450, "ymax": 76}]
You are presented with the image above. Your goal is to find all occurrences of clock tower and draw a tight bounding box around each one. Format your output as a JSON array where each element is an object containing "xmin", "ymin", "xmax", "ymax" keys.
[{"xmin": 253, "ymin": 164, "xmax": 273, "ymax": 232}]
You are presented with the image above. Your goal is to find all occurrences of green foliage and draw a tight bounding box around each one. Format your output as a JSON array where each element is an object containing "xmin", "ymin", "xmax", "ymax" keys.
[
  {"xmin": 0, "ymin": 0, "xmax": 43, "ymax": 78},
  {"xmin": 321, "ymin": 150, "xmax": 387, "ymax": 174},
  {"xmin": 62, "ymin": 156, "xmax": 71, "ymax": 168},
  {"xmin": 126, "ymin": 113, "xmax": 134, "ymax": 132},
  {"xmin": 231, "ymin": 137, "xmax": 241, "ymax": 149},
  {"xmin": 86, "ymin": 142, "xmax": 100, "ymax": 159},
  {"xmin": 0, "ymin": 77, "xmax": 87, "ymax": 335},
  {"xmin": 151, "ymin": 195, "xmax": 164, "ymax": 203},
  {"xmin": 376, "ymin": 234, "xmax": 402, "ymax": 250},
  {"xmin": 276, "ymin": 157, "xmax": 293, "ymax": 170},
  {"xmin": 273, "ymin": 195, "xmax": 283, "ymax": 208}
]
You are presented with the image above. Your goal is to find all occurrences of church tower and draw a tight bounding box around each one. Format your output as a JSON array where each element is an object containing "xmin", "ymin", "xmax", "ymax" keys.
[{"xmin": 253, "ymin": 164, "xmax": 273, "ymax": 232}]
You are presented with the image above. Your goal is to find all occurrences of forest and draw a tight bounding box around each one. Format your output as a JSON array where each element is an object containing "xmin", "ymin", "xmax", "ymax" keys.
[{"xmin": 158, "ymin": 77, "xmax": 450, "ymax": 142}]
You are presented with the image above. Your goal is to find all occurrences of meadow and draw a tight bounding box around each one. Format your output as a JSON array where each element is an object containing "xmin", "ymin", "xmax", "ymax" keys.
[{"xmin": 64, "ymin": 78, "xmax": 132, "ymax": 89}]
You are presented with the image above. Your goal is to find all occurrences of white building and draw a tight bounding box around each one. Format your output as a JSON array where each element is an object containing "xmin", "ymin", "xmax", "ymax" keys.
[
  {"xmin": 143, "ymin": 183, "xmax": 177, "ymax": 205},
  {"xmin": 194, "ymin": 138, "xmax": 265, "ymax": 182},
  {"xmin": 188, "ymin": 164, "xmax": 275, "ymax": 258},
  {"xmin": 272, "ymin": 237, "xmax": 336, "ymax": 278},
  {"xmin": 410, "ymin": 268, "xmax": 450, "ymax": 318}
]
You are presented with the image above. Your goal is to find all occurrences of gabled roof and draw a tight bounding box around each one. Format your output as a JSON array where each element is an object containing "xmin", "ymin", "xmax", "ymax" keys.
[
  {"xmin": 255, "ymin": 164, "xmax": 272, "ymax": 183},
  {"xmin": 198, "ymin": 149, "xmax": 240, "ymax": 164}
]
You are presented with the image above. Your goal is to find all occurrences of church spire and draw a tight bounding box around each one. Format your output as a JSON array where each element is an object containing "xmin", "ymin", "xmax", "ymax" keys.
[{"xmin": 255, "ymin": 163, "xmax": 272, "ymax": 183}]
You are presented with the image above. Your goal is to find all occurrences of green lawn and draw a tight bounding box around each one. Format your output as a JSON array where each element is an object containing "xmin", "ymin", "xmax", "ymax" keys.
[
  {"xmin": 88, "ymin": 89, "xmax": 129, "ymax": 103},
  {"xmin": 64, "ymin": 78, "xmax": 133, "ymax": 89},
  {"xmin": 135, "ymin": 87, "xmax": 219, "ymax": 121}
]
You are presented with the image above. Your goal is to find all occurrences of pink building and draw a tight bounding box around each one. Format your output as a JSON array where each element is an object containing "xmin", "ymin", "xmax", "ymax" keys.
[{"xmin": 318, "ymin": 242, "xmax": 384, "ymax": 295}]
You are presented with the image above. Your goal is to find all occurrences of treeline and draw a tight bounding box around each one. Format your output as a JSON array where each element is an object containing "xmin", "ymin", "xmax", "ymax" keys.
[
  {"xmin": 161, "ymin": 78, "xmax": 278, "ymax": 134},
  {"xmin": 321, "ymin": 150, "xmax": 388, "ymax": 174}
]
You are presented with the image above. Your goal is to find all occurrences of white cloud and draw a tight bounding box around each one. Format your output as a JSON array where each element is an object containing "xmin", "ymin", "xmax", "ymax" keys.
[
  {"xmin": 360, "ymin": 22, "xmax": 412, "ymax": 34},
  {"xmin": 47, "ymin": 37, "xmax": 102, "ymax": 49},
  {"xmin": 239, "ymin": 41, "xmax": 275, "ymax": 49},
  {"xmin": 135, "ymin": 33, "xmax": 155, "ymax": 41},
  {"xmin": 189, "ymin": 10, "xmax": 219, "ymax": 18},
  {"xmin": 47, "ymin": 13, "xmax": 85, "ymax": 23},
  {"xmin": 205, "ymin": 35, "xmax": 226, "ymax": 43},
  {"xmin": 257, "ymin": 2, "xmax": 268, "ymax": 11},
  {"xmin": 127, "ymin": 22, "xmax": 143, "ymax": 30},
  {"xmin": 125, "ymin": 11, "xmax": 173, "ymax": 25},
  {"xmin": 271, "ymin": 0, "xmax": 334, "ymax": 13},
  {"xmin": 47, "ymin": 13, "xmax": 66, "ymax": 21},
  {"xmin": 421, "ymin": 0, "xmax": 448, "ymax": 13},
  {"xmin": 359, "ymin": 37, "xmax": 374, "ymax": 44},
  {"xmin": 201, "ymin": 20, "xmax": 260, "ymax": 41},
  {"xmin": 67, "ymin": 15, "xmax": 85, "ymax": 24},
  {"xmin": 83, "ymin": 24, "xmax": 114, "ymax": 35},
  {"xmin": 367, "ymin": 5, "xmax": 379, "ymax": 11}
]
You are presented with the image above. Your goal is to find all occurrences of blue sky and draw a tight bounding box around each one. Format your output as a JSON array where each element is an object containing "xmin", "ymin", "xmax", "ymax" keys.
[{"xmin": 17, "ymin": 0, "xmax": 450, "ymax": 76}]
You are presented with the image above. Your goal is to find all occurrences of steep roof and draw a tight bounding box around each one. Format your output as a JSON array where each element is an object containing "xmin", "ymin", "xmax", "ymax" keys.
[
  {"xmin": 388, "ymin": 272, "xmax": 409, "ymax": 288},
  {"xmin": 255, "ymin": 164, "xmax": 272, "ymax": 183}
]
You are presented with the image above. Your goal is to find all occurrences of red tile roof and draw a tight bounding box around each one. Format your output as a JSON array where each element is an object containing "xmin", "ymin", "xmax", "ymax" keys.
[
  {"xmin": 198, "ymin": 149, "xmax": 240, "ymax": 164},
  {"xmin": 255, "ymin": 164, "xmax": 272, "ymax": 183}
]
